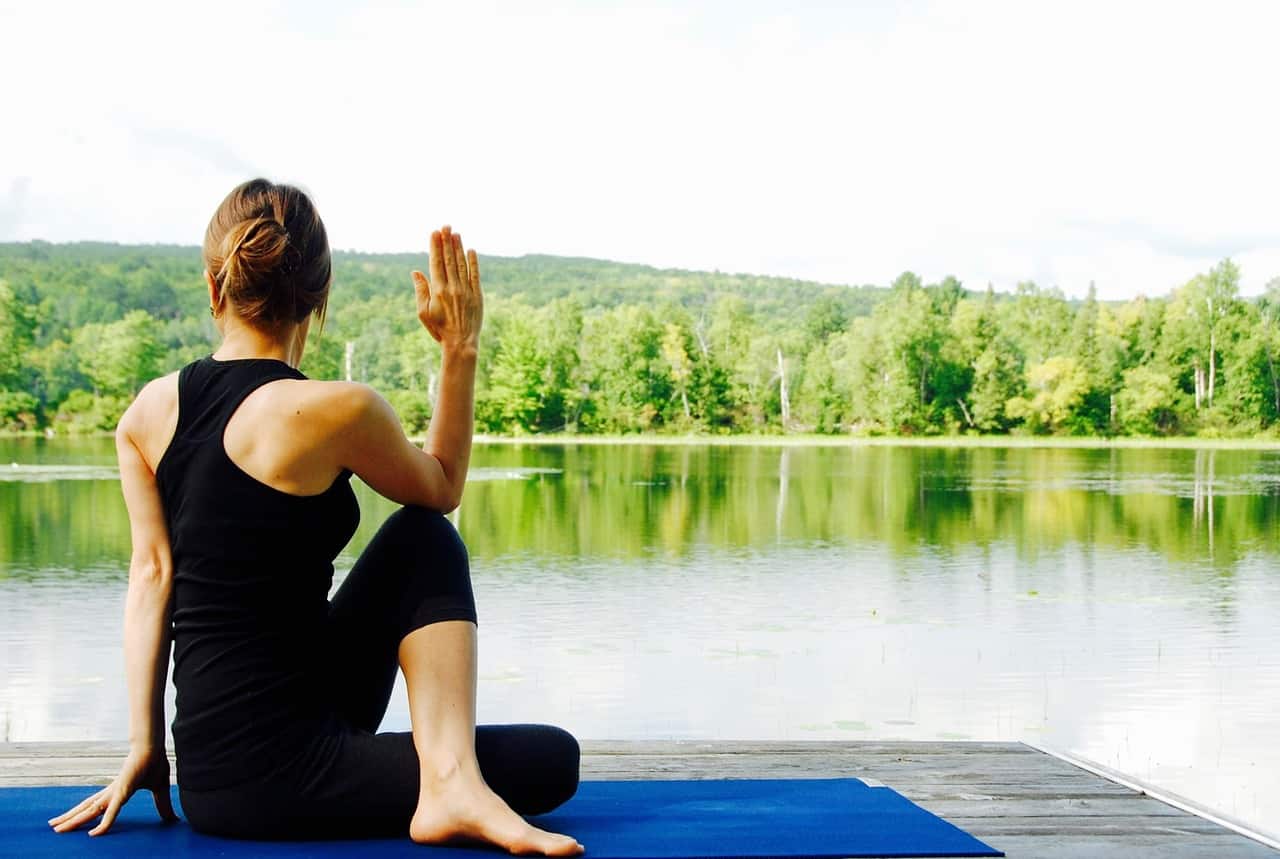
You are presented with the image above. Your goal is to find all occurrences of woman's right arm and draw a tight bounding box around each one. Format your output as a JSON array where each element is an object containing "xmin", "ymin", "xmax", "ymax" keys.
[
  {"xmin": 335, "ymin": 226, "xmax": 483, "ymax": 513},
  {"xmin": 48, "ymin": 394, "xmax": 179, "ymax": 836}
]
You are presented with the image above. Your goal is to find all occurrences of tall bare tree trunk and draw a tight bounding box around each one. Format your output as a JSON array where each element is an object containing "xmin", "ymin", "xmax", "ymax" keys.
[
  {"xmin": 1208, "ymin": 331, "xmax": 1216, "ymax": 408},
  {"xmin": 776, "ymin": 347, "xmax": 790, "ymax": 430},
  {"xmin": 1193, "ymin": 362, "xmax": 1202, "ymax": 411},
  {"xmin": 693, "ymin": 323, "xmax": 710, "ymax": 359},
  {"xmin": 344, "ymin": 340, "xmax": 354, "ymax": 382}
]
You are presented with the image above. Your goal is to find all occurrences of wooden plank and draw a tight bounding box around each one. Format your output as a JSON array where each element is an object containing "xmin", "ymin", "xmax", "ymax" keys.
[
  {"xmin": 0, "ymin": 739, "xmax": 1036, "ymax": 758},
  {"xmin": 0, "ymin": 740, "xmax": 1274, "ymax": 858},
  {"xmin": 966, "ymin": 834, "xmax": 1280, "ymax": 858},
  {"xmin": 0, "ymin": 742, "xmax": 143, "ymax": 758},
  {"xmin": 578, "ymin": 740, "xmax": 1033, "ymax": 755},
  {"xmin": 912, "ymin": 797, "xmax": 1189, "ymax": 818},
  {"xmin": 941, "ymin": 815, "xmax": 1229, "ymax": 836},
  {"xmin": 2, "ymin": 752, "xmax": 1108, "ymax": 781}
]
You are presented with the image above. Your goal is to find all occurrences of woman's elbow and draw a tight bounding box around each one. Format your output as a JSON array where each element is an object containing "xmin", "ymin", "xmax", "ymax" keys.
[
  {"xmin": 128, "ymin": 557, "xmax": 172, "ymax": 589},
  {"xmin": 432, "ymin": 491, "xmax": 461, "ymax": 516},
  {"xmin": 419, "ymin": 462, "xmax": 461, "ymax": 514}
]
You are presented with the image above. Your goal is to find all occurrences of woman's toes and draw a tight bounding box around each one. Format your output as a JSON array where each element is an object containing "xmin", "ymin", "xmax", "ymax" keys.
[
  {"xmin": 516, "ymin": 823, "xmax": 585, "ymax": 856},
  {"xmin": 536, "ymin": 829, "xmax": 584, "ymax": 856}
]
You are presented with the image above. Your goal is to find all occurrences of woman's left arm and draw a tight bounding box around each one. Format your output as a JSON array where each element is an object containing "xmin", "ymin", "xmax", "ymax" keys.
[{"xmin": 48, "ymin": 398, "xmax": 179, "ymax": 836}]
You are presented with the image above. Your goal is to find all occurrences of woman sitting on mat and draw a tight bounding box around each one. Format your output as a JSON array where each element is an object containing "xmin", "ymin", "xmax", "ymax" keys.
[{"xmin": 46, "ymin": 178, "xmax": 585, "ymax": 854}]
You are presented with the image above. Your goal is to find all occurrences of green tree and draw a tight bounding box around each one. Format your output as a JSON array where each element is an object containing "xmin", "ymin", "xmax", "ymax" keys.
[
  {"xmin": 969, "ymin": 343, "xmax": 1022, "ymax": 431},
  {"xmin": 473, "ymin": 296, "xmax": 582, "ymax": 433},
  {"xmin": 929, "ymin": 275, "xmax": 966, "ymax": 319},
  {"xmin": 659, "ymin": 321, "xmax": 695, "ymax": 426},
  {"xmin": 1167, "ymin": 259, "xmax": 1241, "ymax": 413},
  {"xmin": 298, "ymin": 324, "xmax": 343, "ymax": 380},
  {"xmin": 479, "ymin": 307, "xmax": 545, "ymax": 432},
  {"xmin": 802, "ymin": 294, "xmax": 850, "ymax": 345},
  {"xmin": 1005, "ymin": 356, "xmax": 1090, "ymax": 434},
  {"xmin": 1067, "ymin": 283, "xmax": 1112, "ymax": 434},
  {"xmin": 1214, "ymin": 302, "xmax": 1271, "ymax": 431},
  {"xmin": 29, "ymin": 338, "xmax": 85, "ymax": 411},
  {"xmin": 579, "ymin": 305, "xmax": 668, "ymax": 433},
  {"xmin": 946, "ymin": 286, "xmax": 1015, "ymax": 432},
  {"xmin": 1002, "ymin": 281, "xmax": 1070, "ymax": 367},
  {"xmin": 73, "ymin": 310, "xmax": 164, "ymax": 398},
  {"xmin": 863, "ymin": 272, "xmax": 949, "ymax": 432},
  {"xmin": 0, "ymin": 389, "xmax": 39, "ymax": 431},
  {"xmin": 1257, "ymin": 278, "xmax": 1280, "ymax": 421},
  {"xmin": 1116, "ymin": 366, "xmax": 1182, "ymax": 435},
  {"xmin": 0, "ymin": 280, "xmax": 39, "ymax": 389},
  {"xmin": 794, "ymin": 340, "xmax": 846, "ymax": 433},
  {"xmin": 707, "ymin": 294, "xmax": 770, "ymax": 428}
]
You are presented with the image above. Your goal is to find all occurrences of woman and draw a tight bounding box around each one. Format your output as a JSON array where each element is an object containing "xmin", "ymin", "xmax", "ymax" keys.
[{"xmin": 46, "ymin": 178, "xmax": 585, "ymax": 855}]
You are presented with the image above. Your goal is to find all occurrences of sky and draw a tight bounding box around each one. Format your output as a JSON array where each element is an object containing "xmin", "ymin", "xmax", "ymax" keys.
[{"xmin": 2, "ymin": 0, "xmax": 1278, "ymax": 300}]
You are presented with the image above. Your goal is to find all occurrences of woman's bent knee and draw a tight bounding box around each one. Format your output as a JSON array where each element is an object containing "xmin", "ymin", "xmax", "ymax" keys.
[
  {"xmin": 524, "ymin": 725, "xmax": 581, "ymax": 815},
  {"xmin": 475, "ymin": 723, "xmax": 580, "ymax": 816},
  {"xmin": 376, "ymin": 506, "xmax": 476, "ymax": 634},
  {"xmin": 384, "ymin": 506, "xmax": 468, "ymax": 561},
  {"xmin": 548, "ymin": 726, "xmax": 581, "ymax": 809}
]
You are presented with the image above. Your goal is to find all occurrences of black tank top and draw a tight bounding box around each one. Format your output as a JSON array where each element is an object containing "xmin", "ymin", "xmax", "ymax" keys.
[{"xmin": 155, "ymin": 355, "xmax": 360, "ymax": 790}]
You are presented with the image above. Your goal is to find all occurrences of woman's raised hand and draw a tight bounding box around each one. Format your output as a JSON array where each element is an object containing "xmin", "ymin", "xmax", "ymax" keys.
[
  {"xmin": 412, "ymin": 225, "xmax": 483, "ymax": 351},
  {"xmin": 47, "ymin": 746, "xmax": 178, "ymax": 837}
]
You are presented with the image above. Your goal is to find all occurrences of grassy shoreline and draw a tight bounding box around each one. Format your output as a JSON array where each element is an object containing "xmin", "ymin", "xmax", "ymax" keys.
[
  {"xmin": 5, "ymin": 429, "xmax": 1280, "ymax": 451},
  {"xmin": 453, "ymin": 432, "xmax": 1280, "ymax": 450}
]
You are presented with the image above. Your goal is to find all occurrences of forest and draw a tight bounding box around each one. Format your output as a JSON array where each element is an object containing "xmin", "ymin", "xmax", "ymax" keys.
[{"xmin": 1, "ymin": 240, "xmax": 1278, "ymax": 438}]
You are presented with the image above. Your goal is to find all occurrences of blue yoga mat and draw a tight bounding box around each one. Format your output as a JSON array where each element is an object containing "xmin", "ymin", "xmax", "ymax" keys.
[{"xmin": 3, "ymin": 778, "xmax": 1003, "ymax": 858}]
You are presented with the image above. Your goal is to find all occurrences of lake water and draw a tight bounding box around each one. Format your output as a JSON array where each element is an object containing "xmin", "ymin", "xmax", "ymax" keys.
[{"xmin": 2, "ymin": 438, "xmax": 1278, "ymax": 837}]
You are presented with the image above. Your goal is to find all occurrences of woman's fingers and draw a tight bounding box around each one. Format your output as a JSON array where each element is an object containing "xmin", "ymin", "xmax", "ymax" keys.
[
  {"xmin": 428, "ymin": 230, "xmax": 447, "ymax": 288},
  {"xmin": 441, "ymin": 226, "xmax": 460, "ymax": 285},
  {"xmin": 51, "ymin": 795, "xmax": 107, "ymax": 832},
  {"xmin": 452, "ymin": 232, "xmax": 467, "ymax": 285},
  {"xmin": 412, "ymin": 269, "xmax": 434, "ymax": 321},
  {"xmin": 48, "ymin": 790, "xmax": 104, "ymax": 827},
  {"xmin": 411, "ymin": 269, "xmax": 430, "ymax": 303},
  {"xmin": 88, "ymin": 794, "xmax": 122, "ymax": 836},
  {"xmin": 48, "ymin": 801, "xmax": 79, "ymax": 826},
  {"xmin": 467, "ymin": 248, "xmax": 480, "ymax": 295}
]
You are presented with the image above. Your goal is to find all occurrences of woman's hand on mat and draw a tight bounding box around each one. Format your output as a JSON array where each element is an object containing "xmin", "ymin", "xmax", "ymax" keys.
[
  {"xmin": 47, "ymin": 746, "xmax": 178, "ymax": 836},
  {"xmin": 412, "ymin": 224, "xmax": 484, "ymax": 352}
]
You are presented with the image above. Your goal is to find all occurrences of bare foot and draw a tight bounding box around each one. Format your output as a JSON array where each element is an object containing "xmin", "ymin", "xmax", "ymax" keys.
[{"xmin": 409, "ymin": 758, "xmax": 583, "ymax": 856}]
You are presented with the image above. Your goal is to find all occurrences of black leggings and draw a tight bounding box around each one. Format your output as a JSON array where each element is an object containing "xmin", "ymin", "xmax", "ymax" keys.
[{"xmin": 178, "ymin": 506, "xmax": 581, "ymax": 840}]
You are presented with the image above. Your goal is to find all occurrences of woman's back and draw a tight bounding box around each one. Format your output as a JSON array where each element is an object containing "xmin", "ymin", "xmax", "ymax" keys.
[
  {"xmin": 156, "ymin": 355, "xmax": 360, "ymax": 790},
  {"xmin": 50, "ymin": 183, "xmax": 582, "ymax": 856}
]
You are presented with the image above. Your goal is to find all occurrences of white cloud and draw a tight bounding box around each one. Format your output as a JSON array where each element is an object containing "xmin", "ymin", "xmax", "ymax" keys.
[{"xmin": 2, "ymin": 0, "xmax": 1278, "ymax": 298}]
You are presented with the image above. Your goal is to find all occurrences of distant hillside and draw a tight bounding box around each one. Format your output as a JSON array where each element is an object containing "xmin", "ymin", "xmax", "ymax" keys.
[{"xmin": 0, "ymin": 241, "xmax": 891, "ymax": 334}]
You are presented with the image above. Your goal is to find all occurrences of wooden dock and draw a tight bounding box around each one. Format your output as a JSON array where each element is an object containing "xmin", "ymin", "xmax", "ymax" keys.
[{"xmin": 3, "ymin": 740, "xmax": 1276, "ymax": 858}]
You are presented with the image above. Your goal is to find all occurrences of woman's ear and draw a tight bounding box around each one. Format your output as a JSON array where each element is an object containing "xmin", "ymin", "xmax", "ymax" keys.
[{"xmin": 204, "ymin": 269, "xmax": 219, "ymax": 312}]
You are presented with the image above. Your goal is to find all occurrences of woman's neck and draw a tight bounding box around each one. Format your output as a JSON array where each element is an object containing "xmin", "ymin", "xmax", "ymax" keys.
[{"xmin": 211, "ymin": 318, "xmax": 304, "ymax": 368}]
